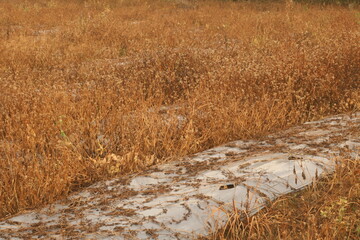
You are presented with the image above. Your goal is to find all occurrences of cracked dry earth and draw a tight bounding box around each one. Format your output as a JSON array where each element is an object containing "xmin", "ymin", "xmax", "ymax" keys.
[{"xmin": 0, "ymin": 112, "xmax": 359, "ymax": 240}]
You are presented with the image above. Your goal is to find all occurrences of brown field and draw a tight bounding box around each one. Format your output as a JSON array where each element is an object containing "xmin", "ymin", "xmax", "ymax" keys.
[{"xmin": 0, "ymin": 0, "xmax": 359, "ymax": 234}]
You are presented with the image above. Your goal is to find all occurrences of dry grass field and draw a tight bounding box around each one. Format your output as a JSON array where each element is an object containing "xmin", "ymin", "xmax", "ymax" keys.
[{"xmin": 0, "ymin": 0, "xmax": 359, "ymax": 233}]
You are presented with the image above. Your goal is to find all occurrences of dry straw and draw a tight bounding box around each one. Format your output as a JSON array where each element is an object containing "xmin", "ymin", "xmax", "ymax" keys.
[{"xmin": 0, "ymin": 0, "xmax": 359, "ymax": 221}]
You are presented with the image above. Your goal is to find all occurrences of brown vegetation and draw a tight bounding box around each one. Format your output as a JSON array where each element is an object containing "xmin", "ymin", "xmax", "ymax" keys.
[{"xmin": 0, "ymin": 0, "xmax": 359, "ymax": 220}]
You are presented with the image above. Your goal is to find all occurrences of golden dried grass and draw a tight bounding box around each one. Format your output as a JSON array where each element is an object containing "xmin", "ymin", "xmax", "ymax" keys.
[{"xmin": 0, "ymin": 0, "xmax": 359, "ymax": 219}]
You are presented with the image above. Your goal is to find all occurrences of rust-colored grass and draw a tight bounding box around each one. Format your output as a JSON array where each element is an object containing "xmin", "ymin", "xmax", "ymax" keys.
[
  {"xmin": 0, "ymin": 0, "xmax": 359, "ymax": 219},
  {"xmin": 205, "ymin": 156, "xmax": 360, "ymax": 240}
]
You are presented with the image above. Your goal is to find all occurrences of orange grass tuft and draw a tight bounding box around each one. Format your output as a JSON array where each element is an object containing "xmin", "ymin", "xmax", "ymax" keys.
[{"xmin": 0, "ymin": 0, "xmax": 359, "ymax": 219}]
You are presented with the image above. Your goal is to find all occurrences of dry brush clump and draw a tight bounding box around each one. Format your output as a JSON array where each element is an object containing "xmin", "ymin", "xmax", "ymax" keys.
[{"xmin": 0, "ymin": 0, "xmax": 359, "ymax": 218}]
